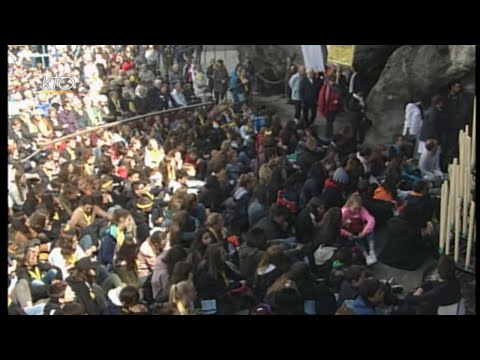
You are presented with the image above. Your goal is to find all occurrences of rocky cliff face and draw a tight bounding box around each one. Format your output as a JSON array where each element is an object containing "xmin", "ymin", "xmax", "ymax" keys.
[{"xmin": 365, "ymin": 45, "xmax": 476, "ymax": 144}]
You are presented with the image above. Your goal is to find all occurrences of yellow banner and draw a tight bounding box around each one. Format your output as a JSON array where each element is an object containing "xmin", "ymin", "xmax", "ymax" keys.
[{"xmin": 327, "ymin": 45, "xmax": 355, "ymax": 67}]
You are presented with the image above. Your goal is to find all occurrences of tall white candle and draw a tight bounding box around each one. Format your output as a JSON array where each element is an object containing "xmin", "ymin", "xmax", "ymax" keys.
[
  {"xmin": 454, "ymin": 197, "xmax": 461, "ymax": 263},
  {"xmin": 439, "ymin": 182, "xmax": 448, "ymax": 252},
  {"xmin": 462, "ymin": 166, "xmax": 470, "ymax": 236},
  {"xmin": 465, "ymin": 201, "xmax": 475, "ymax": 268},
  {"xmin": 445, "ymin": 170, "xmax": 455, "ymax": 255},
  {"xmin": 471, "ymin": 97, "xmax": 476, "ymax": 167}
]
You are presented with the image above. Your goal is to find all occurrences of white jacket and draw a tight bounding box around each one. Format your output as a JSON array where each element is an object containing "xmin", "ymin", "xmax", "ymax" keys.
[
  {"xmin": 403, "ymin": 103, "xmax": 423, "ymax": 137},
  {"xmin": 289, "ymin": 73, "xmax": 303, "ymax": 101}
]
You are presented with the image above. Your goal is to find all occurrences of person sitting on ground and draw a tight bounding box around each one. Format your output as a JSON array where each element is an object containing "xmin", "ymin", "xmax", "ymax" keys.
[
  {"xmin": 238, "ymin": 228, "xmax": 268, "ymax": 285},
  {"xmin": 340, "ymin": 278, "xmax": 384, "ymax": 315},
  {"xmin": 398, "ymin": 255, "xmax": 461, "ymax": 315},
  {"xmin": 169, "ymin": 280, "xmax": 197, "ymax": 315},
  {"xmin": 322, "ymin": 167, "xmax": 348, "ymax": 210},
  {"xmin": 379, "ymin": 204, "xmax": 431, "ymax": 271},
  {"xmin": 336, "ymin": 264, "xmax": 366, "ymax": 307},
  {"xmin": 341, "ymin": 193, "xmax": 377, "ymax": 266},
  {"xmin": 418, "ymin": 139, "xmax": 442, "ymax": 177}
]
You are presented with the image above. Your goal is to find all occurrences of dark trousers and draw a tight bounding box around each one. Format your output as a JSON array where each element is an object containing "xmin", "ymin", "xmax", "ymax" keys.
[
  {"xmin": 350, "ymin": 115, "xmax": 366, "ymax": 144},
  {"xmin": 303, "ymin": 103, "xmax": 317, "ymax": 126},
  {"xmin": 214, "ymin": 91, "xmax": 226, "ymax": 105},
  {"xmin": 325, "ymin": 112, "xmax": 337, "ymax": 139},
  {"xmin": 293, "ymin": 100, "xmax": 302, "ymax": 120}
]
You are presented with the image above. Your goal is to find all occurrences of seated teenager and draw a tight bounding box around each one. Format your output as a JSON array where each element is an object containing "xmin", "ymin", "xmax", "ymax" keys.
[
  {"xmin": 340, "ymin": 278, "xmax": 385, "ymax": 315},
  {"xmin": 341, "ymin": 193, "xmax": 377, "ymax": 266},
  {"xmin": 398, "ymin": 255, "xmax": 461, "ymax": 315}
]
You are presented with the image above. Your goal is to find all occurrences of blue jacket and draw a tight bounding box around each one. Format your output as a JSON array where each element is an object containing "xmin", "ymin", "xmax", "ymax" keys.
[
  {"xmin": 345, "ymin": 296, "xmax": 376, "ymax": 315},
  {"xmin": 99, "ymin": 225, "xmax": 123, "ymax": 267},
  {"xmin": 229, "ymin": 71, "xmax": 238, "ymax": 92}
]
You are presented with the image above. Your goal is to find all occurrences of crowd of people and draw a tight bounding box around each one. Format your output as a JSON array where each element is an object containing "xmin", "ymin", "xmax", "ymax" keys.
[{"xmin": 7, "ymin": 45, "xmax": 470, "ymax": 315}]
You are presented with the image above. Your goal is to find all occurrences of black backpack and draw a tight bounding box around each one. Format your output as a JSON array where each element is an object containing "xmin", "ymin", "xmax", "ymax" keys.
[{"xmin": 142, "ymin": 273, "xmax": 155, "ymax": 305}]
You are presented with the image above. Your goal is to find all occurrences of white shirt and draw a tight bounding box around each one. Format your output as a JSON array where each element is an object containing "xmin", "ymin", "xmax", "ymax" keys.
[
  {"xmin": 170, "ymin": 89, "xmax": 187, "ymax": 107},
  {"xmin": 349, "ymin": 72, "xmax": 358, "ymax": 94},
  {"xmin": 404, "ymin": 103, "xmax": 423, "ymax": 136},
  {"xmin": 48, "ymin": 247, "xmax": 86, "ymax": 280}
]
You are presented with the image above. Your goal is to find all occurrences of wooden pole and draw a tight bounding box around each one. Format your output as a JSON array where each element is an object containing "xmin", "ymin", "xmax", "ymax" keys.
[
  {"xmin": 465, "ymin": 201, "xmax": 475, "ymax": 268},
  {"xmin": 454, "ymin": 197, "xmax": 461, "ymax": 263}
]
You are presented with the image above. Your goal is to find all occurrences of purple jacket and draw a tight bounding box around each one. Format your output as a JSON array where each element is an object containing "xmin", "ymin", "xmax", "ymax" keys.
[{"xmin": 58, "ymin": 110, "xmax": 79, "ymax": 133}]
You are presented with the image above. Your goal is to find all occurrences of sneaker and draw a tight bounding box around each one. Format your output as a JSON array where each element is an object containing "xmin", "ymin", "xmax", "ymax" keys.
[
  {"xmin": 365, "ymin": 255, "xmax": 375, "ymax": 266},
  {"xmin": 369, "ymin": 251, "xmax": 378, "ymax": 264}
]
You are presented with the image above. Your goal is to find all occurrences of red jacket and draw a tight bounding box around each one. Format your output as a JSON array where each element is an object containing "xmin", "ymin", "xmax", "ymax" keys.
[{"xmin": 318, "ymin": 84, "xmax": 342, "ymax": 116}]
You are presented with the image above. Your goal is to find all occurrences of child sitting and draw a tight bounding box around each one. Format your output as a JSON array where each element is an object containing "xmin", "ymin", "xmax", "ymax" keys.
[{"xmin": 341, "ymin": 193, "xmax": 377, "ymax": 266}]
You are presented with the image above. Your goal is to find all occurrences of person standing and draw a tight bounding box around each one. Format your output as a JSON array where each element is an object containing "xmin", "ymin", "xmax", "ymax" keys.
[
  {"xmin": 318, "ymin": 75, "xmax": 342, "ymax": 140},
  {"xmin": 347, "ymin": 92, "xmax": 366, "ymax": 145},
  {"xmin": 213, "ymin": 60, "xmax": 229, "ymax": 105},
  {"xmin": 206, "ymin": 58, "xmax": 216, "ymax": 93},
  {"xmin": 299, "ymin": 68, "xmax": 319, "ymax": 128},
  {"xmin": 403, "ymin": 100, "xmax": 424, "ymax": 158},
  {"xmin": 444, "ymin": 81, "xmax": 472, "ymax": 165},
  {"xmin": 418, "ymin": 95, "xmax": 444, "ymax": 158},
  {"xmin": 285, "ymin": 57, "xmax": 298, "ymax": 103},
  {"xmin": 289, "ymin": 65, "xmax": 305, "ymax": 123}
]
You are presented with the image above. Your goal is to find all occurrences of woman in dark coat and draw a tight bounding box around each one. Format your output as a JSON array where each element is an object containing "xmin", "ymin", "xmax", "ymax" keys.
[{"xmin": 379, "ymin": 204, "xmax": 429, "ymax": 271}]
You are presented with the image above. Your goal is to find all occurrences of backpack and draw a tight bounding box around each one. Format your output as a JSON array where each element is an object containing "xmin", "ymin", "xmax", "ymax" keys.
[{"xmin": 142, "ymin": 273, "xmax": 155, "ymax": 305}]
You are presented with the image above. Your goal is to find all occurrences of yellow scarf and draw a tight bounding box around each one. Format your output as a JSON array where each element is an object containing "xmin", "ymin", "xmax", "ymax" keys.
[
  {"xmin": 116, "ymin": 227, "xmax": 125, "ymax": 248},
  {"xmin": 66, "ymin": 148, "xmax": 76, "ymax": 161},
  {"xmin": 220, "ymin": 272, "xmax": 229, "ymax": 287},
  {"xmin": 65, "ymin": 252, "xmax": 78, "ymax": 266},
  {"xmin": 8, "ymin": 297, "xmax": 12, "ymax": 308},
  {"xmin": 53, "ymin": 212, "xmax": 60, "ymax": 221},
  {"xmin": 28, "ymin": 266, "xmax": 42, "ymax": 281},
  {"xmin": 112, "ymin": 98, "xmax": 122, "ymax": 112},
  {"xmin": 86, "ymin": 283, "xmax": 96, "ymax": 300},
  {"xmin": 37, "ymin": 119, "xmax": 50, "ymax": 134},
  {"xmin": 128, "ymin": 101, "xmax": 136, "ymax": 113},
  {"xmin": 80, "ymin": 208, "xmax": 92, "ymax": 226},
  {"xmin": 176, "ymin": 301, "xmax": 188, "ymax": 315},
  {"xmin": 208, "ymin": 227, "xmax": 220, "ymax": 242},
  {"xmin": 240, "ymin": 75, "xmax": 249, "ymax": 92},
  {"xmin": 167, "ymin": 165, "xmax": 176, "ymax": 182}
]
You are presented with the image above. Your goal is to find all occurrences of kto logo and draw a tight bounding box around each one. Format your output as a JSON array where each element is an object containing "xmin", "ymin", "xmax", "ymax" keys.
[{"xmin": 40, "ymin": 74, "xmax": 76, "ymax": 94}]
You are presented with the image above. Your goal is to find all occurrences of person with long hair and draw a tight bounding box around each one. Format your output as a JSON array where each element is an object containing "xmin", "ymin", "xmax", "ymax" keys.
[
  {"xmin": 169, "ymin": 280, "xmax": 197, "ymax": 315},
  {"xmin": 9, "ymin": 212, "xmax": 38, "ymax": 248},
  {"xmin": 137, "ymin": 231, "xmax": 167, "ymax": 283},
  {"xmin": 9, "ymin": 172, "xmax": 28, "ymax": 212},
  {"xmin": 151, "ymin": 245, "xmax": 187, "ymax": 302},
  {"xmin": 113, "ymin": 235, "xmax": 140, "ymax": 288},
  {"xmin": 48, "ymin": 226, "xmax": 86, "ymax": 280},
  {"xmin": 67, "ymin": 257, "xmax": 107, "ymax": 315},
  {"xmin": 266, "ymin": 261, "xmax": 337, "ymax": 315},
  {"xmin": 253, "ymin": 245, "xmax": 290, "ymax": 303},
  {"xmin": 187, "ymin": 228, "xmax": 215, "ymax": 272},
  {"xmin": 194, "ymin": 243, "xmax": 245, "ymax": 306}
]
